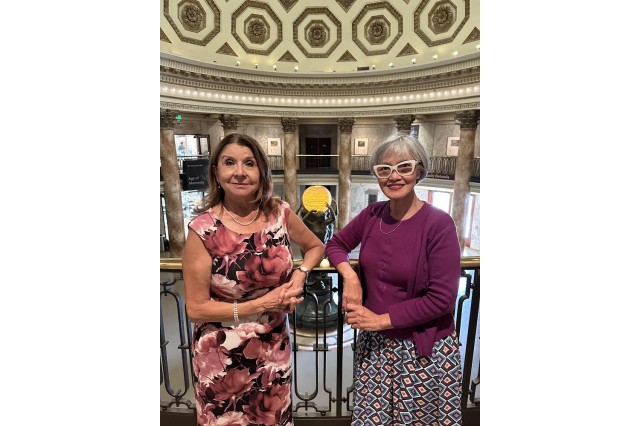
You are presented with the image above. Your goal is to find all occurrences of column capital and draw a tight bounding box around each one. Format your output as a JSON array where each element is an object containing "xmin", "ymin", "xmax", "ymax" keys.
[
  {"xmin": 455, "ymin": 110, "xmax": 480, "ymax": 129},
  {"xmin": 393, "ymin": 114, "xmax": 415, "ymax": 133},
  {"xmin": 219, "ymin": 114, "xmax": 241, "ymax": 131},
  {"xmin": 281, "ymin": 117, "xmax": 298, "ymax": 133},
  {"xmin": 160, "ymin": 109, "xmax": 180, "ymax": 129},
  {"xmin": 337, "ymin": 117, "xmax": 355, "ymax": 133}
]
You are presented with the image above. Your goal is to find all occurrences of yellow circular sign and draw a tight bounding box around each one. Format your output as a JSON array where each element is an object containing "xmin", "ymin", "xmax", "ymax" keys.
[{"xmin": 302, "ymin": 186, "xmax": 332, "ymax": 212}]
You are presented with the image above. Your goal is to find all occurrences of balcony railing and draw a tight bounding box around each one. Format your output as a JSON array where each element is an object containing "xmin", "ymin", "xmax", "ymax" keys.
[
  {"xmin": 172, "ymin": 155, "xmax": 479, "ymax": 182},
  {"xmin": 161, "ymin": 257, "xmax": 480, "ymax": 426},
  {"xmin": 266, "ymin": 155, "xmax": 480, "ymax": 181}
]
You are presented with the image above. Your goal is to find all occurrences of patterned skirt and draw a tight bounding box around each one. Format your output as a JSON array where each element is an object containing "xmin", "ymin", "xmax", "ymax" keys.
[{"xmin": 352, "ymin": 330, "xmax": 462, "ymax": 426}]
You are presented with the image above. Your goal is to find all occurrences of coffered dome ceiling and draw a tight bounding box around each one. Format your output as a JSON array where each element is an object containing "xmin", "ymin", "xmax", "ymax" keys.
[{"xmin": 160, "ymin": 0, "xmax": 480, "ymax": 117}]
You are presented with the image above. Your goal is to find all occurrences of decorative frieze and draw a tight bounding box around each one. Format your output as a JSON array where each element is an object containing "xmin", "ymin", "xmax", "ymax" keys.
[{"xmin": 161, "ymin": 101, "xmax": 481, "ymax": 118}]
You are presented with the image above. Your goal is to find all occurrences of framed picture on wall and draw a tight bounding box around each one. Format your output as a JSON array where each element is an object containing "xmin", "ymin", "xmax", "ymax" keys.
[
  {"xmin": 354, "ymin": 138, "xmax": 368, "ymax": 155},
  {"xmin": 267, "ymin": 138, "xmax": 282, "ymax": 156},
  {"xmin": 446, "ymin": 137, "xmax": 460, "ymax": 156}
]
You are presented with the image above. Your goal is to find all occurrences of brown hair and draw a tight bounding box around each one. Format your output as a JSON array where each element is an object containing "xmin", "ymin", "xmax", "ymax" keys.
[{"xmin": 195, "ymin": 133, "xmax": 280, "ymax": 219}]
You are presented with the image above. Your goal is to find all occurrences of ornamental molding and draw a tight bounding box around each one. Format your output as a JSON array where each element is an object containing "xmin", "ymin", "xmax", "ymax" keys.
[
  {"xmin": 160, "ymin": 53, "xmax": 479, "ymax": 88},
  {"xmin": 160, "ymin": 100, "xmax": 480, "ymax": 118},
  {"xmin": 160, "ymin": 74, "xmax": 479, "ymax": 98}
]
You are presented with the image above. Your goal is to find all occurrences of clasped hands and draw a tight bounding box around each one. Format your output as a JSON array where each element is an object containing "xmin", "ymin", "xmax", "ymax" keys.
[
  {"xmin": 262, "ymin": 280, "xmax": 304, "ymax": 314},
  {"xmin": 342, "ymin": 282, "xmax": 391, "ymax": 332}
]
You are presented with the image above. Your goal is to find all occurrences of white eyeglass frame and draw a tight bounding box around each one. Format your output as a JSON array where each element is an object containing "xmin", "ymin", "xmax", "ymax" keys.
[{"xmin": 372, "ymin": 159, "xmax": 421, "ymax": 179}]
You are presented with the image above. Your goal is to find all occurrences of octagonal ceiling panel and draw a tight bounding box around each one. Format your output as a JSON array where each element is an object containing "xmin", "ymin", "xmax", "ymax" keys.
[
  {"xmin": 231, "ymin": 1, "xmax": 282, "ymax": 55},
  {"xmin": 352, "ymin": 2, "xmax": 402, "ymax": 55},
  {"xmin": 163, "ymin": 0, "xmax": 220, "ymax": 45},
  {"xmin": 293, "ymin": 7, "xmax": 341, "ymax": 58},
  {"xmin": 415, "ymin": 0, "xmax": 470, "ymax": 46}
]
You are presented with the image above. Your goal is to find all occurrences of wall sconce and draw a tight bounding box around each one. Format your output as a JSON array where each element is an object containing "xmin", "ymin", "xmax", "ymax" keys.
[
  {"xmin": 432, "ymin": 54, "xmax": 438, "ymax": 60},
  {"xmin": 388, "ymin": 62, "xmax": 394, "ymax": 68},
  {"xmin": 371, "ymin": 64, "xmax": 376, "ymax": 70},
  {"xmin": 294, "ymin": 66, "xmax": 298, "ymax": 72},
  {"xmin": 411, "ymin": 58, "xmax": 416, "ymax": 64},
  {"xmin": 273, "ymin": 64, "xmax": 277, "ymax": 70},
  {"xmin": 236, "ymin": 61, "xmax": 240, "ymax": 66}
]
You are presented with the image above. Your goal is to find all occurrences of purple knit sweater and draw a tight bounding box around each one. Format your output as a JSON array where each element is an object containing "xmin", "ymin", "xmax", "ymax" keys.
[{"xmin": 325, "ymin": 201, "xmax": 461, "ymax": 357}]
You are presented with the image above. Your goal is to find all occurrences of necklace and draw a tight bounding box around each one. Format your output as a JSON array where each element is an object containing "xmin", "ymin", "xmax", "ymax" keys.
[
  {"xmin": 222, "ymin": 205, "xmax": 261, "ymax": 226},
  {"xmin": 378, "ymin": 200, "xmax": 419, "ymax": 235}
]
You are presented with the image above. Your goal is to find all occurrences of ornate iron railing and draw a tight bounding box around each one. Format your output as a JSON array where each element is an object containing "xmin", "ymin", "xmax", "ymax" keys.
[
  {"xmin": 266, "ymin": 155, "xmax": 480, "ymax": 181},
  {"xmin": 160, "ymin": 257, "xmax": 480, "ymax": 426}
]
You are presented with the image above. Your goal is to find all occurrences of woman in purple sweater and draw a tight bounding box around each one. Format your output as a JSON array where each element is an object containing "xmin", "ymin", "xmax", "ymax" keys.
[{"xmin": 326, "ymin": 133, "xmax": 462, "ymax": 425}]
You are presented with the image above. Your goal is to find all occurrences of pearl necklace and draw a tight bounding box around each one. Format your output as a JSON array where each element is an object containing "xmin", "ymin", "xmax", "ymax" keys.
[
  {"xmin": 378, "ymin": 200, "xmax": 419, "ymax": 235},
  {"xmin": 222, "ymin": 205, "xmax": 261, "ymax": 226}
]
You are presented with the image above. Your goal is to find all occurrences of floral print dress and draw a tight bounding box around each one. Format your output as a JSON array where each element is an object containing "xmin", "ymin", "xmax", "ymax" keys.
[{"xmin": 188, "ymin": 201, "xmax": 295, "ymax": 426}]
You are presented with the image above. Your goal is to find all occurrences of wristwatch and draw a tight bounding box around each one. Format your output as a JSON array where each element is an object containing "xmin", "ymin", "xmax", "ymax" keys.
[{"xmin": 296, "ymin": 265, "xmax": 310, "ymax": 276}]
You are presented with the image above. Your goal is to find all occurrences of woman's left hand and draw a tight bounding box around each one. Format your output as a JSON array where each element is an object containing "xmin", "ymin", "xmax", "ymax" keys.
[{"xmin": 344, "ymin": 302, "xmax": 392, "ymax": 331}]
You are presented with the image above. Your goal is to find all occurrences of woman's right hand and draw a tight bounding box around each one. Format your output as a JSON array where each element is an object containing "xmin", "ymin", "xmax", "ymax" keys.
[{"xmin": 342, "ymin": 275, "xmax": 362, "ymax": 311}]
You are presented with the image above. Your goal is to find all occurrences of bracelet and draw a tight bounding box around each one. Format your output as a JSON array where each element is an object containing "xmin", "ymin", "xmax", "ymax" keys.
[{"xmin": 233, "ymin": 300, "xmax": 239, "ymax": 322}]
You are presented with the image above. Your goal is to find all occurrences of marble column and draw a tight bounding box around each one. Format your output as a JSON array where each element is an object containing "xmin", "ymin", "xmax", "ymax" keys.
[
  {"xmin": 219, "ymin": 114, "xmax": 240, "ymax": 136},
  {"xmin": 337, "ymin": 117, "xmax": 355, "ymax": 230},
  {"xmin": 394, "ymin": 115, "xmax": 415, "ymax": 134},
  {"xmin": 451, "ymin": 110, "xmax": 480, "ymax": 253},
  {"xmin": 281, "ymin": 117, "xmax": 298, "ymax": 209},
  {"xmin": 160, "ymin": 109, "xmax": 185, "ymax": 257}
]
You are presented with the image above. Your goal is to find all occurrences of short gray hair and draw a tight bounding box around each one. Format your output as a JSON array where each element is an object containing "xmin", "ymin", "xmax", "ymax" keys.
[{"xmin": 369, "ymin": 133, "xmax": 430, "ymax": 181}]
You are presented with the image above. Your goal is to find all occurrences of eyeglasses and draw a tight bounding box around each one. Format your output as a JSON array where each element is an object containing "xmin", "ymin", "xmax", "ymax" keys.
[{"xmin": 372, "ymin": 160, "xmax": 421, "ymax": 179}]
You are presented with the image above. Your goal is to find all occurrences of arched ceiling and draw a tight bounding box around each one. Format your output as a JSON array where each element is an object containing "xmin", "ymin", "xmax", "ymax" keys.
[{"xmin": 160, "ymin": 0, "xmax": 479, "ymax": 117}]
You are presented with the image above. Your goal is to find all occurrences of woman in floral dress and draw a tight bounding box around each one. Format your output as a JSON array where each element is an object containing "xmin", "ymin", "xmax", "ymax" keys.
[{"xmin": 183, "ymin": 133, "xmax": 324, "ymax": 426}]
